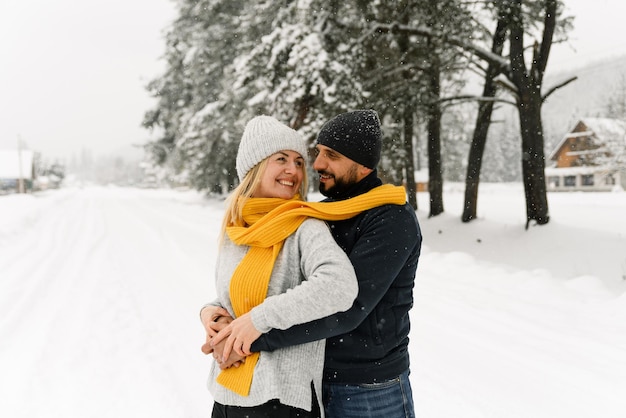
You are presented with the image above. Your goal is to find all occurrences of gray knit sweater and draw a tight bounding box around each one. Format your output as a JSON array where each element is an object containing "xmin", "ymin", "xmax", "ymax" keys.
[{"xmin": 207, "ymin": 218, "xmax": 358, "ymax": 413}]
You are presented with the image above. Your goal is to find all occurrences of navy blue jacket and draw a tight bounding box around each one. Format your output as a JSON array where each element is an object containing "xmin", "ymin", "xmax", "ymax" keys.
[{"xmin": 251, "ymin": 171, "xmax": 422, "ymax": 384}]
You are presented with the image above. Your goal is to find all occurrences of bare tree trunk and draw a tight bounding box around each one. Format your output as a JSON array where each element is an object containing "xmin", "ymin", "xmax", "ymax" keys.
[
  {"xmin": 426, "ymin": 53, "xmax": 444, "ymax": 217},
  {"xmin": 291, "ymin": 95, "xmax": 314, "ymax": 131},
  {"xmin": 403, "ymin": 104, "xmax": 418, "ymax": 209},
  {"xmin": 462, "ymin": 15, "xmax": 508, "ymax": 222},
  {"xmin": 519, "ymin": 97, "xmax": 550, "ymax": 227},
  {"xmin": 397, "ymin": 4, "xmax": 417, "ymax": 210},
  {"xmin": 508, "ymin": 0, "xmax": 555, "ymax": 227},
  {"xmin": 462, "ymin": 101, "xmax": 491, "ymax": 221}
]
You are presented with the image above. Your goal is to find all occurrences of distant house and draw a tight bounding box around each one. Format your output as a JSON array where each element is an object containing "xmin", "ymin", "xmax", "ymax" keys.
[
  {"xmin": 0, "ymin": 149, "xmax": 35, "ymax": 192},
  {"xmin": 545, "ymin": 118, "xmax": 626, "ymax": 192},
  {"xmin": 414, "ymin": 169, "xmax": 429, "ymax": 192}
]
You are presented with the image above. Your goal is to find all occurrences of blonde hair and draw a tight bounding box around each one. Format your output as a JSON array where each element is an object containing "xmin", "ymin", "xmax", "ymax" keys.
[{"xmin": 220, "ymin": 155, "xmax": 309, "ymax": 241}]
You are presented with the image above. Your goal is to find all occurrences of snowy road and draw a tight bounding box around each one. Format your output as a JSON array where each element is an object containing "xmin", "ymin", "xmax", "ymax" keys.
[
  {"xmin": 1, "ymin": 186, "xmax": 625, "ymax": 417},
  {"xmin": 0, "ymin": 187, "xmax": 218, "ymax": 417}
]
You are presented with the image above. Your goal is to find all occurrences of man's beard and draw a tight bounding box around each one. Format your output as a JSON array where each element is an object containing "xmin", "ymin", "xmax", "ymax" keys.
[{"xmin": 318, "ymin": 165, "xmax": 359, "ymax": 198}]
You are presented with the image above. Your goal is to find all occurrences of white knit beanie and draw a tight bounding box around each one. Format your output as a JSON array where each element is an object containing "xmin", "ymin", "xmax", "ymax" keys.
[{"xmin": 236, "ymin": 115, "xmax": 308, "ymax": 181}]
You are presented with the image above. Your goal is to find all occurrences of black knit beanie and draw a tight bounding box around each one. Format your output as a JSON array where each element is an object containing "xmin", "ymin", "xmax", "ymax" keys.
[{"xmin": 315, "ymin": 110, "xmax": 382, "ymax": 169}]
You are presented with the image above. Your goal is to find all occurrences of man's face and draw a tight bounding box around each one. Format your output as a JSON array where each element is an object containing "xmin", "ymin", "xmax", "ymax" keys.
[{"xmin": 312, "ymin": 144, "xmax": 363, "ymax": 196}]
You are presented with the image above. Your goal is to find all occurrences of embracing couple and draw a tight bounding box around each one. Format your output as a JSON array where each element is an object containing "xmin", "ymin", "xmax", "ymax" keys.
[{"xmin": 200, "ymin": 110, "xmax": 422, "ymax": 418}]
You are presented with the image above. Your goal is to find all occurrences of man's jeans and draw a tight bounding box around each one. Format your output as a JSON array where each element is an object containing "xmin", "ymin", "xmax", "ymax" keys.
[{"xmin": 323, "ymin": 369, "xmax": 415, "ymax": 418}]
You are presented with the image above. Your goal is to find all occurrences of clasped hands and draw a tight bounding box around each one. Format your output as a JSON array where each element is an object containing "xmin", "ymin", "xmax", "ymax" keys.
[{"xmin": 200, "ymin": 306, "xmax": 261, "ymax": 369}]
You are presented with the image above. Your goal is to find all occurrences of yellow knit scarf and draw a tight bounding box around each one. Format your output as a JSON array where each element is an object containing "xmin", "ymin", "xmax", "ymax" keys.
[{"xmin": 216, "ymin": 184, "xmax": 406, "ymax": 396}]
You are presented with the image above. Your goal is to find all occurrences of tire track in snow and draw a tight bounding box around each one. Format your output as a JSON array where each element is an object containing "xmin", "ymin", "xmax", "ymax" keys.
[
  {"xmin": 0, "ymin": 189, "xmax": 110, "ymax": 416},
  {"xmin": 0, "ymin": 189, "xmax": 108, "ymax": 339},
  {"xmin": 0, "ymin": 187, "xmax": 214, "ymax": 417}
]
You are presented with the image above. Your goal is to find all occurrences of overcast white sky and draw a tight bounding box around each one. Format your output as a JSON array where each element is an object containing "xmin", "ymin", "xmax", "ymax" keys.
[
  {"xmin": 0, "ymin": 0, "xmax": 176, "ymax": 162},
  {"xmin": 1, "ymin": 0, "xmax": 625, "ymax": 163}
]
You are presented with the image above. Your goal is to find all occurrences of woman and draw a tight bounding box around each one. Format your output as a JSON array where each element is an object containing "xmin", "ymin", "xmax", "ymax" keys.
[{"xmin": 202, "ymin": 115, "xmax": 359, "ymax": 418}]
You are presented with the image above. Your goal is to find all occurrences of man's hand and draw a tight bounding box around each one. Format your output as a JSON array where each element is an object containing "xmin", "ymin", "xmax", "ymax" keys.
[
  {"xmin": 211, "ymin": 334, "xmax": 247, "ymax": 370},
  {"xmin": 199, "ymin": 305, "xmax": 246, "ymax": 369},
  {"xmin": 211, "ymin": 312, "xmax": 261, "ymax": 362}
]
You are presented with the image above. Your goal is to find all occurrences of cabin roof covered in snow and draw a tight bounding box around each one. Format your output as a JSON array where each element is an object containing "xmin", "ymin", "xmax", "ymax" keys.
[{"xmin": 549, "ymin": 118, "xmax": 626, "ymax": 161}]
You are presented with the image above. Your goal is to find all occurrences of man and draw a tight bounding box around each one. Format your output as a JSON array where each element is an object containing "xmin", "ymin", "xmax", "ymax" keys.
[{"xmin": 203, "ymin": 110, "xmax": 422, "ymax": 417}]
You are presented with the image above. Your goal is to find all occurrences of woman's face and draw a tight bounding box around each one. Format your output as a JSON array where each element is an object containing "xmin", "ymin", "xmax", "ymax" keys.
[{"xmin": 253, "ymin": 150, "xmax": 305, "ymax": 199}]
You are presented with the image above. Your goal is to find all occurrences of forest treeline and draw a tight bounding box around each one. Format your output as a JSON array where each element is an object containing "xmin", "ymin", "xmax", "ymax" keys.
[{"xmin": 143, "ymin": 0, "xmax": 575, "ymax": 226}]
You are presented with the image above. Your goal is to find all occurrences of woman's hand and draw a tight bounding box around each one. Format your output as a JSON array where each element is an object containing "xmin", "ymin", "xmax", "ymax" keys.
[
  {"xmin": 200, "ymin": 305, "xmax": 232, "ymax": 354},
  {"xmin": 199, "ymin": 306, "xmax": 248, "ymax": 369},
  {"xmin": 211, "ymin": 312, "xmax": 261, "ymax": 361}
]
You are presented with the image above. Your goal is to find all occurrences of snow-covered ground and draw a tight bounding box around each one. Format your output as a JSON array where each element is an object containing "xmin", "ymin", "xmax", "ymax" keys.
[{"xmin": 1, "ymin": 184, "xmax": 625, "ymax": 418}]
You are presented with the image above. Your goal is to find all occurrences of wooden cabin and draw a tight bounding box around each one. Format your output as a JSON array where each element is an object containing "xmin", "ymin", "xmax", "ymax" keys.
[
  {"xmin": 545, "ymin": 118, "xmax": 626, "ymax": 192},
  {"xmin": 414, "ymin": 169, "xmax": 429, "ymax": 192}
]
